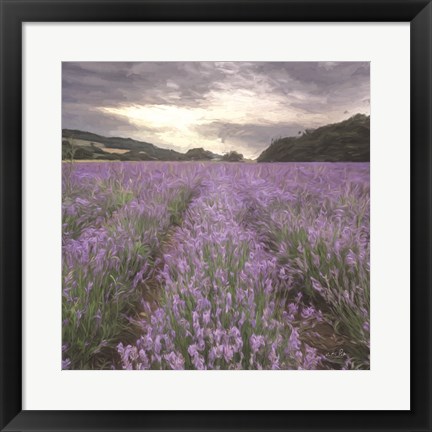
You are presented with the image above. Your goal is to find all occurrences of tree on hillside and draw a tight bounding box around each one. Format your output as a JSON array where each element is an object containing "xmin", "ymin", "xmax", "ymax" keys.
[
  {"xmin": 222, "ymin": 151, "xmax": 244, "ymax": 162},
  {"xmin": 62, "ymin": 137, "xmax": 78, "ymax": 162}
]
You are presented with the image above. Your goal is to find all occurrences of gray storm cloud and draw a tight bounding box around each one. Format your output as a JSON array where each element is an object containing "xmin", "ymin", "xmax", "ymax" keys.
[{"xmin": 62, "ymin": 61, "xmax": 370, "ymax": 158}]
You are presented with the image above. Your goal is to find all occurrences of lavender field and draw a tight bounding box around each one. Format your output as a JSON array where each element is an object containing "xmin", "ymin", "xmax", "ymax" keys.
[{"xmin": 62, "ymin": 162, "xmax": 370, "ymax": 370}]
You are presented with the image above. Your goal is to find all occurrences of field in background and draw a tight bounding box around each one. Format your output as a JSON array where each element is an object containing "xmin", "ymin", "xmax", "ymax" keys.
[{"xmin": 62, "ymin": 162, "xmax": 370, "ymax": 370}]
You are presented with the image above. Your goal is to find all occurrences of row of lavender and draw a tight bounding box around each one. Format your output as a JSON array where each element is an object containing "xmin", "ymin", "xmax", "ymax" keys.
[
  {"xmin": 62, "ymin": 162, "xmax": 370, "ymax": 369},
  {"xmin": 62, "ymin": 162, "xmax": 203, "ymax": 368}
]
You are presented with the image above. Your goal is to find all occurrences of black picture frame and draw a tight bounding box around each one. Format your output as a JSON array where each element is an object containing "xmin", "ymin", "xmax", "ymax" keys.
[{"xmin": 1, "ymin": 0, "xmax": 431, "ymax": 431}]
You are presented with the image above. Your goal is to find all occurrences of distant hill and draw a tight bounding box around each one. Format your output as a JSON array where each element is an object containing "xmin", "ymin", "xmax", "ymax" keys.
[
  {"xmin": 257, "ymin": 114, "xmax": 370, "ymax": 162},
  {"xmin": 62, "ymin": 130, "xmax": 225, "ymax": 162},
  {"xmin": 185, "ymin": 147, "xmax": 222, "ymax": 160},
  {"xmin": 62, "ymin": 129, "xmax": 186, "ymax": 161}
]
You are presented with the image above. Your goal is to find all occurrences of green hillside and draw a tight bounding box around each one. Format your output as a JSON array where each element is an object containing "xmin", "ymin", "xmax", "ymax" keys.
[{"xmin": 257, "ymin": 114, "xmax": 370, "ymax": 162}]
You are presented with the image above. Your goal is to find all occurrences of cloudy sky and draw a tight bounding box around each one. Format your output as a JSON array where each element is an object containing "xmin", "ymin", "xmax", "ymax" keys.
[{"xmin": 62, "ymin": 62, "xmax": 370, "ymax": 159}]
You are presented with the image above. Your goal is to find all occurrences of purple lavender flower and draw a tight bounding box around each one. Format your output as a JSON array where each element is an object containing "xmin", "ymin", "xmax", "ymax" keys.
[{"xmin": 64, "ymin": 162, "xmax": 369, "ymax": 370}]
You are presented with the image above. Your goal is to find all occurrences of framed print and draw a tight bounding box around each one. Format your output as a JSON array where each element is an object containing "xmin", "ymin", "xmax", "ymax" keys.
[{"xmin": 0, "ymin": 0, "xmax": 431, "ymax": 431}]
